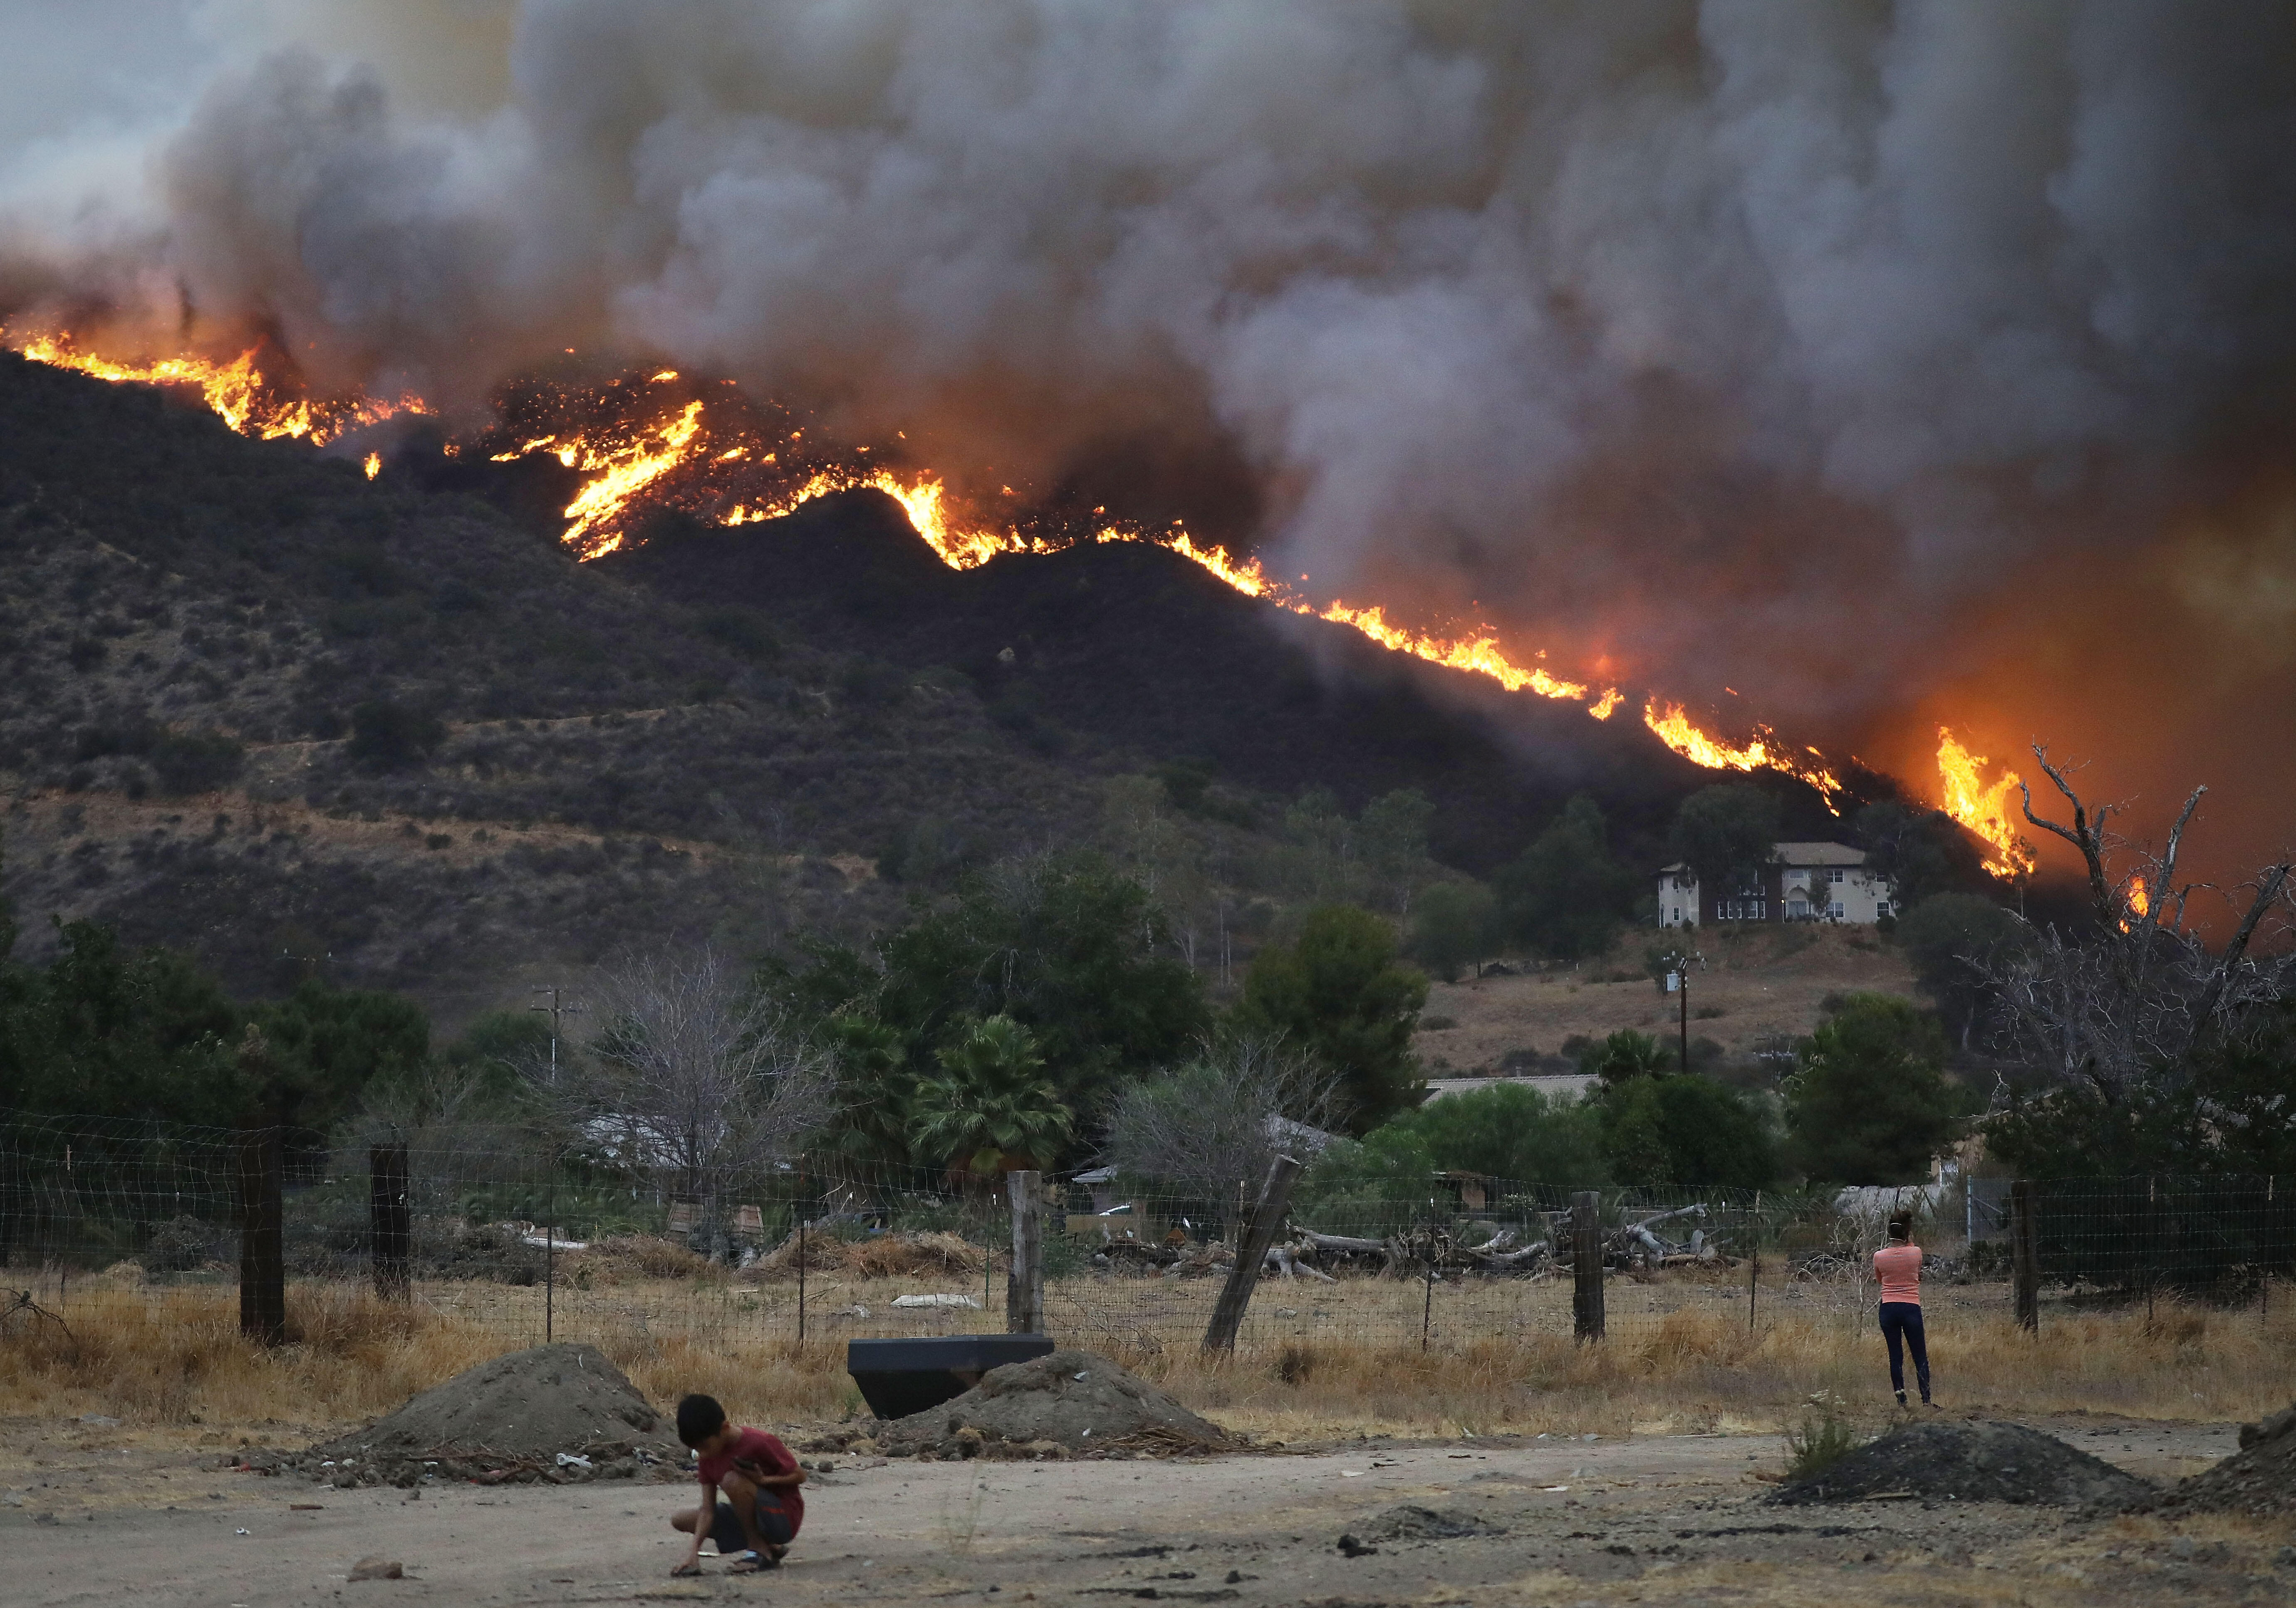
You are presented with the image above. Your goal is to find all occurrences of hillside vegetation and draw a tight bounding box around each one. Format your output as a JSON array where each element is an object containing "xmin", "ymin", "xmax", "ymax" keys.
[{"xmin": 0, "ymin": 351, "xmax": 1837, "ymax": 1020}]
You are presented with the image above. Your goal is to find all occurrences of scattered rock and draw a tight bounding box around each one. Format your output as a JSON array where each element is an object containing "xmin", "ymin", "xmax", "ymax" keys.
[
  {"xmin": 2144, "ymin": 1400, "xmax": 2296, "ymax": 1519},
  {"xmin": 1335, "ymin": 1534, "xmax": 1378, "ymax": 1557},
  {"xmin": 1358, "ymin": 1505, "xmax": 1501, "ymax": 1541},
  {"xmin": 874, "ymin": 1348, "xmax": 1227, "ymax": 1459},
  {"xmin": 348, "ymin": 1556, "xmax": 404, "ymax": 1581},
  {"xmin": 289, "ymin": 1343, "xmax": 684, "ymax": 1486},
  {"xmin": 1773, "ymin": 1421, "xmax": 2155, "ymax": 1510}
]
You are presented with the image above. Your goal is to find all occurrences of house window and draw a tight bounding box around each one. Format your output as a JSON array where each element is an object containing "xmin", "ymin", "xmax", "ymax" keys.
[
  {"xmin": 1827, "ymin": 867, "xmax": 1845, "ymax": 884},
  {"xmin": 1672, "ymin": 907, "xmax": 1682, "ymax": 924},
  {"xmin": 1876, "ymin": 900, "xmax": 1892, "ymax": 919},
  {"xmin": 1828, "ymin": 901, "xmax": 1845, "ymax": 919},
  {"xmin": 1786, "ymin": 899, "xmax": 1808, "ymax": 918},
  {"xmin": 1720, "ymin": 899, "xmax": 1767, "ymax": 922}
]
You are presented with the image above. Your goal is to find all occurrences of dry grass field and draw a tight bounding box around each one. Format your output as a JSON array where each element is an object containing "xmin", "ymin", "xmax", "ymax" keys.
[
  {"xmin": 4, "ymin": 1265, "xmax": 2288, "ymax": 1453},
  {"xmin": 1417, "ymin": 923, "xmax": 1920, "ymax": 1075}
]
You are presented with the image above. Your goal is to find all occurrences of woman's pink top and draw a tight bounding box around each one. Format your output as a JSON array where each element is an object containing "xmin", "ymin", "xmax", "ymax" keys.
[{"xmin": 1873, "ymin": 1243, "xmax": 1922, "ymax": 1306}]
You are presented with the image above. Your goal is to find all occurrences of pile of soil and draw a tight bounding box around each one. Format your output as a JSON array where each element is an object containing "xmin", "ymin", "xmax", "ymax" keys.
[
  {"xmin": 2146, "ymin": 1402, "xmax": 2296, "ymax": 1519},
  {"xmin": 863, "ymin": 1348, "xmax": 1228, "ymax": 1459},
  {"xmin": 1359, "ymin": 1505, "xmax": 1502, "ymax": 1541},
  {"xmin": 1773, "ymin": 1421, "xmax": 2155, "ymax": 1510},
  {"xmin": 258, "ymin": 1343, "xmax": 684, "ymax": 1487}
]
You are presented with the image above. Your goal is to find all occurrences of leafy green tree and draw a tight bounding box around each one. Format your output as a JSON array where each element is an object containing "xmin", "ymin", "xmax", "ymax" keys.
[
  {"xmin": 1390, "ymin": 1080, "xmax": 1607, "ymax": 1186},
  {"xmin": 874, "ymin": 853, "xmax": 1207, "ymax": 1120},
  {"xmin": 440, "ymin": 1009, "xmax": 554, "ymax": 1075},
  {"xmin": 1496, "ymin": 795, "xmax": 1641, "ymax": 960},
  {"xmin": 1669, "ymin": 784, "xmax": 1781, "ymax": 901},
  {"xmin": 1358, "ymin": 788, "xmax": 1434, "ymax": 911},
  {"xmin": 1580, "ymin": 1028, "xmax": 1672, "ymax": 1084},
  {"xmin": 252, "ymin": 978, "xmax": 431, "ymax": 1132},
  {"xmin": 1406, "ymin": 881, "xmax": 1500, "ymax": 984},
  {"xmin": 1853, "ymin": 801, "xmax": 1990, "ymax": 911},
  {"xmin": 1594, "ymin": 1074, "xmax": 1779, "ymax": 1189},
  {"xmin": 907, "ymin": 1015, "xmax": 1071, "ymax": 1177},
  {"xmin": 0, "ymin": 920, "xmax": 243, "ymax": 1122},
  {"xmin": 1291, "ymin": 1124, "xmax": 1440, "ymax": 1231},
  {"xmin": 1783, "ymin": 994, "xmax": 1962, "ymax": 1184},
  {"xmin": 1895, "ymin": 893, "xmax": 2022, "ymax": 1049},
  {"xmin": 1233, "ymin": 904, "xmax": 1428, "ymax": 1132},
  {"xmin": 815, "ymin": 1012, "xmax": 916, "ymax": 1168}
]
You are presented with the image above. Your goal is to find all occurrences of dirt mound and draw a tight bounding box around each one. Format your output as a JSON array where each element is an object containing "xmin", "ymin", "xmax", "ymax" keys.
[
  {"xmin": 870, "ymin": 1348, "xmax": 1227, "ymax": 1458},
  {"xmin": 2146, "ymin": 1402, "xmax": 2296, "ymax": 1519},
  {"xmin": 1774, "ymin": 1421, "xmax": 2155, "ymax": 1509},
  {"xmin": 282, "ymin": 1343, "xmax": 684, "ymax": 1487},
  {"xmin": 1359, "ymin": 1505, "xmax": 1502, "ymax": 1541}
]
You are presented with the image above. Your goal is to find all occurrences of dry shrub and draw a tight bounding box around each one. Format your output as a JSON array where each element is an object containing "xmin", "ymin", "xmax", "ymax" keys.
[
  {"xmin": 575, "ymin": 1235, "xmax": 716, "ymax": 1283},
  {"xmin": 1634, "ymin": 1307, "xmax": 1749, "ymax": 1371},
  {"xmin": 841, "ymin": 1231, "xmax": 985, "ymax": 1279},
  {"xmin": 748, "ymin": 1229, "xmax": 986, "ymax": 1281}
]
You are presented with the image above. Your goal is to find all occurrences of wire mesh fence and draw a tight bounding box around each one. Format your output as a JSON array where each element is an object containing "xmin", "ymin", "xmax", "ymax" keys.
[{"xmin": 1, "ymin": 1110, "xmax": 2287, "ymax": 1367}]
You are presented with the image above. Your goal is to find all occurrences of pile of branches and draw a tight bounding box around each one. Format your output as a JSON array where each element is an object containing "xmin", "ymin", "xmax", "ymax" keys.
[{"xmin": 1601, "ymin": 1203, "xmax": 1736, "ymax": 1270}]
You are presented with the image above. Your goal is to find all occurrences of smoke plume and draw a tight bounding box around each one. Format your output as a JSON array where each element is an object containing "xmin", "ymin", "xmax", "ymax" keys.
[{"xmin": 6, "ymin": 2, "xmax": 2296, "ymax": 869}]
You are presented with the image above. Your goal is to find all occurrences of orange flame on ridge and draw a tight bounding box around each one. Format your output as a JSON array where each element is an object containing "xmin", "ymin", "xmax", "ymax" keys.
[
  {"xmin": 12, "ymin": 333, "xmax": 426, "ymax": 445},
  {"xmin": 1642, "ymin": 699, "xmax": 1844, "ymax": 809},
  {"xmin": 18, "ymin": 334, "xmax": 1932, "ymax": 825}
]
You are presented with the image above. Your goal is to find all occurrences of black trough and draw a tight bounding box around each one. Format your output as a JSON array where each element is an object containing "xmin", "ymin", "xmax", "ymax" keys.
[{"xmin": 846, "ymin": 1335, "xmax": 1057, "ymax": 1421}]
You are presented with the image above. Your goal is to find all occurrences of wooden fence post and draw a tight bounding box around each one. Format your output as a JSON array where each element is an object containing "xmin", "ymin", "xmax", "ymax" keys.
[
  {"xmin": 1202, "ymin": 1156, "xmax": 1301, "ymax": 1354},
  {"xmin": 1572, "ymin": 1191, "xmax": 1605, "ymax": 1344},
  {"xmin": 2011, "ymin": 1179, "xmax": 2039, "ymax": 1334},
  {"xmin": 238, "ymin": 1127, "xmax": 286, "ymax": 1345},
  {"xmin": 369, "ymin": 1143, "xmax": 410, "ymax": 1301},
  {"xmin": 1006, "ymin": 1171, "xmax": 1044, "ymax": 1334}
]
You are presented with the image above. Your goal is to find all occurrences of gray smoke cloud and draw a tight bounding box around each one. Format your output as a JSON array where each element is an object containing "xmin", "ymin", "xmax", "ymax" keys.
[{"xmin": 7, "ymin": 1, "xmax": 2296, "ymax": 857}]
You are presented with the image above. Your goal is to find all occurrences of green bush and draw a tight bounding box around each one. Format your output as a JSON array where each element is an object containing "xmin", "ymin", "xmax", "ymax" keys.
[
  {"xmin": 1784, "ymin": 994, "xmax": 1963, "ymax": 1184},
  {"xmin": 1785, "ymin": 1410, "xmax": 1865, "ymax": 1481},
  {"xmin": 149, "ymin": 728, "xmax": 244, "ymax": 795}
]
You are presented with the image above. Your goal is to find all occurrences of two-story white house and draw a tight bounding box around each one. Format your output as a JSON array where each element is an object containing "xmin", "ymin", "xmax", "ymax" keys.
[{"xmin": 1656, "ymin": 841, "xmax": 1896, "ymax": 928}]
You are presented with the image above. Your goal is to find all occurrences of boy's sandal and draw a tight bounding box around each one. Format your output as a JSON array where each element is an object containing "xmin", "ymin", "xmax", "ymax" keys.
[{"xmin": 728, "ymin": 1551, "xmax": 781, "ymax": 1573}]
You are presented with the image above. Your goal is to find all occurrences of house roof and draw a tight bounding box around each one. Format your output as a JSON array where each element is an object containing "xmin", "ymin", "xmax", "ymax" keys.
[
  {"xmin": 1656, "ymin": 841, "xmax": 1869, "ymax": 878},
  {"xmin": 1773, "ymin": 841, "xmax": 1867, "ymax": 867}
]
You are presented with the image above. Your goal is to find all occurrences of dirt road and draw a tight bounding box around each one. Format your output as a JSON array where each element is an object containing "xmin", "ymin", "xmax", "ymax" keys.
[{"xmin": 7, "ymin": 1418, "xmax": 2282, "ymax": 1608}]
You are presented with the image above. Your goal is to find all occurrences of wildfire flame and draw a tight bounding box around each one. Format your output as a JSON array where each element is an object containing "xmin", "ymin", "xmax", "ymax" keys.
[
  {"xmin": 2120, "ymin": 873, "xmax": 2152, "ymax": 934},
  {"xmin": 19, "ymin": 331, "xmax": 1968, "ymax": 831},
  {"xmin": 1640, "ymin": 699, "xmax": 1845, "ymax": 808},
  {"xmin": 11, "ymin": 334, "xmax": 425, "ymax": 445},
  {"xmin": 1934, "ymin": 729, "xmax": 2037, "ymax": 879}
]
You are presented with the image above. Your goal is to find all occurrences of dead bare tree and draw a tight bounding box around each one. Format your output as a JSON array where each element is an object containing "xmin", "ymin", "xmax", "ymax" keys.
[
  {"xmin": 1103, "ymin": 1034, "xmax": 1342, "ymax": 1231},
  {"xmin": 567, "ymin": 947, "xmax": 837, "ymax": 1259},
  {"xmin": 1974, "ymin": 746, "xmax": 2296, "ymax": 1096}
]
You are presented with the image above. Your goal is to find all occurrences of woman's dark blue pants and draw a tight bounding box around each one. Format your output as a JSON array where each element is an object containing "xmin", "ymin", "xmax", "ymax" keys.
[{"xmin": 1878, "ymin": 1301, "xmax": 1929, "ymax": 1400}]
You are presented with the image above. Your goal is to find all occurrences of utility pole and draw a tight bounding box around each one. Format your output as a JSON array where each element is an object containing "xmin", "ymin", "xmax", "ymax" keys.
[
  {"xmin": 1662, "ymin": 948, "xmax": 1699, "ymax": 1073},
  {"xmin": 530, "ymin": 986, "xmax": 586, "ymax": 1084}
]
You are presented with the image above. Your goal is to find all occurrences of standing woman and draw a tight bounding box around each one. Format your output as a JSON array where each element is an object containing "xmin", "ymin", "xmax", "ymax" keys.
[{"xmin": 1874, "ymin": 1209, "xmax": 1935, "ymax": 1408}]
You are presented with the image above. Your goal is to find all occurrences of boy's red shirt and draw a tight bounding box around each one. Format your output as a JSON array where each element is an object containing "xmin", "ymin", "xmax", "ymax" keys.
[{"xmin": 698, "ymin": 1428, "xmax": 804, "ymax": 1534}]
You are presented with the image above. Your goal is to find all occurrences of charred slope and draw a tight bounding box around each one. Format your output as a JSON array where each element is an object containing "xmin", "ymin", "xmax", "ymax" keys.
[
  {"xmin": 0, "ymin": 354, "xmax": 1100, "ymax": 1010},
  {"xmin": 605, "ymin": 492, "xmax": 1818, "ymax": 870}
]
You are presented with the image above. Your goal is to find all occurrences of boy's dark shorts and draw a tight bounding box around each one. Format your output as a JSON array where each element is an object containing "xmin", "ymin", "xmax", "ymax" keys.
[{"xmin": 708, "ymin": 1492, "xmax": 795, "ymax": 1553}]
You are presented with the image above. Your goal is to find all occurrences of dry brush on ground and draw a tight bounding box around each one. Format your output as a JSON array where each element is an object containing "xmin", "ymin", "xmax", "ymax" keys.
[{"xmin": 3, "ymin": 1270, "xmax": 2290, "ymax": 1449}]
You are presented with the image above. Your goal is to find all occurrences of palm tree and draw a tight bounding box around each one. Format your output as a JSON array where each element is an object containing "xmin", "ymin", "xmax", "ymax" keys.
[
  {"xmin": 907, "ymin": 1015, "xmax": 1071, "ymax": 1179},
  {"xmin": 1587, "ymin": 1028, "xmax": 1672, "ymax": 1083}
]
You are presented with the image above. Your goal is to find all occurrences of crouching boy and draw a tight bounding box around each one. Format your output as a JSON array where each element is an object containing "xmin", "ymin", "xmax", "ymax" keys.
[{"xmin": 669, "ymin": 1393, "xmax": 806, "ymax": 1575}]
